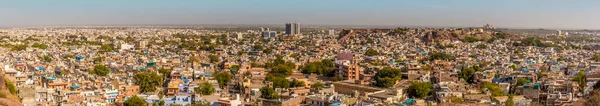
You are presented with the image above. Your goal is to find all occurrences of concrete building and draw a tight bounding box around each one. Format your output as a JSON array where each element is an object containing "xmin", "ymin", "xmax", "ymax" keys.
[
  {"xmin": 262, "ymin": 31, "xmax": 278, "ymax": 38},
  {"xmin": 326, "ymin": 29, "xmax": 335, "ymax": 35},
  {"xmin": 285, "ymin": 23, "xmax": 300, "ymax": 35}
]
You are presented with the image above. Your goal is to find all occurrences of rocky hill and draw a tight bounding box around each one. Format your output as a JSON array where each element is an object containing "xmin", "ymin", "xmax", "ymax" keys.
[{"xmin": 0, "ymin": 75, "xmax": 22, "ymax": 106}]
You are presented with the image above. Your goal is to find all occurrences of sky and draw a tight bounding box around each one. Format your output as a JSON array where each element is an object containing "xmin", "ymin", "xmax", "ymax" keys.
[{"xmin": 1, "ymin": 0, "xmax": 599, "ymax": 29}]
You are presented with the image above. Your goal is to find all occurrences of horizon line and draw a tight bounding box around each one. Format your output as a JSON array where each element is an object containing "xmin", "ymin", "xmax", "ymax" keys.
[{"xmin": 0, "ymin": 24, "xmax": 596, "ymax": 30}]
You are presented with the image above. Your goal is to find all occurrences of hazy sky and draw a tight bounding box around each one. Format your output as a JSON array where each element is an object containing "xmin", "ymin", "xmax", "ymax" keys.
[{"xmin": 1, "ymin": 0, "xmax": 599, "ymax": 29}]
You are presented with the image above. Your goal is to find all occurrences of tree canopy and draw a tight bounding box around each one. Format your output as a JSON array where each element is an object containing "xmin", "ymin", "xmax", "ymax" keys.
[
  {"xmin": 260, "ymin": 86, "xmax": 281, "ymax": 99},
  {"xmin": 311, "ymin": 81, "xmax": 325, "ymax": 89},
  {"xmin": 300, "ymin": 59, "xmax": 335, "ymax": 76},
  {"xmin": 407, "ymin": 82, "xmax": 433, "ymax": 98},
  {"xmin": 593, "ymin": 54, "xmax": 600, "ymax": 62},
  {"xmin": 134, "ymin": 71, "xmax": 164, "ymax": 93},
  {"xmin": 90, "ymin": 64, "xmax": 110, "ymax": 76},
  {"xmin": 158, "ymin": 68, "xmax": 172, "ymax": 79},
  {"xmin": 516, "ymin": 78, "xmax": 527, "ymax": 86},
  {"xmin": 506, "ymin": 95, "xmax": 515, "ymax": 106},
  {"xmin": 42, "ymin": 56, "xmax": 52, "ymax": 62},
  {"xmin": 481, "ymin": 82, "xmax": 506, "ymax": 96},
  {"xmin": 208, "ymin": 55, "xmax": 219, "ymax": 63},
  {"xmin": 459, "ymin": 66, "xmax": 479, "ymax": 84},
  {"xmin": 99, "ymin": 44, "xmax": 115, "ymax": 53},
  {"xmin": 267, "ymin": 76, "xmax": 290, "ymax": 88},
  {"xmin": 195, "ymin": 82, "xmax": 216, "ymax": 95},
  {"xmin": 374, "ymin": 67, "xmax": 402, "ymax": 88},
  {"xmin": 215, "ymin": 71, "xmax": 232, "ymax": 88},
  {"xmin": 31, "ymin": 43, "xmax": 48, "ymax": 49},
  {"xmin": 124, "ymin": 95, "xmax": 147, "ymax": 106},
  {"xmin": 364, "ymin": 48, "xmax": 379, "ymax": 56},
  {"xmin": 573, "ymin": 70, "xmax": 587, "ymax": 91},
  {"xmin": 428, "ymin": 51, "xmax": 455, "ymax": 61}
]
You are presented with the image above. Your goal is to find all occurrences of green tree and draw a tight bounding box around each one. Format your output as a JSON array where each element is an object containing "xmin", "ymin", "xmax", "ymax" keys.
[
  {"xmin": 509, "ymin": 65, "xmax": 518, "ymax": 71},
  {"xmin": 291, "ymin": 79, "xmax": 306, "ymax": 88},
  {"xmin": 407, "ymin": 82, "xmax": 433, "ymax": 98},
  {"xmin": 375, "ymin": 67, "xmax": 402, "ymax": 88},
  {"xmin": 42, "ymin": 56, "xmax": 52, "ymax": 62},
  {"xmin": 475, "ymin": 44, "xmax": 488, "ymax": 49},
  {"xmin": 516, "ymin": 78, "xmax": 527, "ymax": 86},
  {"xmin": 134, "ymin": 71, "xmax": 164, "ymax": 93},
  {"xmin": 194, "ymin": 82, "xmax": 216, "ymax": 95},
  {"xmin": 231, "ymin": 65, "xmax": 241, "ymax": 72},
  {"xmin": 93, "ymin": 57, "xmax": 103, "ymax": 64},
  {"xmin": 300, "ymin": 59, "xmax": 335, "ymax": 76},
  {"xmin": 506, "ymin": 95, "xmax": 515, "ymax": 106},
  {"xmin": 459, "ymin": 66, "xmax": 476, "ymax": 84},
  {"xmin": 208, "ymin": 55, "xmax": 219, "ymax": 63},
  {"xmin": 31, "ymin": 43, "xmax": 48, "ymax": 49},
  {"xmin": 448, "ymin": 96, "xmax": 463, "ymax": 103},
  {"xmin": 263, "ymin": 48, "xmax": 273, "ymax": 54},
  {"xmin": 269, "ymin": 76, "xmax": 290, "ymax": 88},
  {"xmin": 215, "ymin": 71, "xmax": 232, "ymax": 88},
  {"xmin": 364, "ymin": 48, "xmax": 379, "ymax": 56},
  {"xmin": 270, "ymin": 65, "xmax": 293, "ymax": 77},
  {"xmin": 90, "ymin": 65, "xmax": 110, "ymax": 76},
  {"xmin": 289, "ymin": 53, "xmax": 299, "ymax": 59},
  {"xmin": 573, "ymin": 70, "xmax": 587, "ymax": 91},
  {"xmin": 124, "ymin": 95, "xmax": 147, "ymax": 106},
  {"xmin": 157, "ymin": 100, "xmax": 165, "ymax": 106},
  {"xmin": 99, "ymin": 44, "xmax": 114, "ymax": 53},
  {"xmin": 428, "ymin": 51, "xmax": 455, "ymax": 61},
  {"xmin": 5, "ymin": 79, "xmax": 17, "ymax": 95},
  {"xmin": 593, "ymin": 54, "xmax": 600, "ymax": 62},
  {"xmin": 464, "ymin": 36, "xmax": 480, "ymax": 43},
  {"xmin": 158, "ymin": 68, "xmax": 172, "ymax": 79},
  {"xmin": 481, "ymin": 82, "xmax": 506, "ymax": 96},
  {"xmin": 260, "ymin": 86, "xmax": 281, "ymax": 99},
  {"xmin": 311, "ymin": 81, "xmax": 325, "ymax": 89},
  {"xmin": 331, "ymin": 76, "xmax": 344, "ymax": 82}
]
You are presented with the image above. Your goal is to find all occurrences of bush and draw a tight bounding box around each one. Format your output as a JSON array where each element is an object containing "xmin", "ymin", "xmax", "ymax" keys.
[{"xmin": 5, "ymin": 79, "xmax": 17, "ymax": 95}]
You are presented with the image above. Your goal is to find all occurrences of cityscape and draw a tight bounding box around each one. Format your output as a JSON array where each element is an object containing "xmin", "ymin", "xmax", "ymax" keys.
[{"xmin": 1, "ymin": 0, "xmax": 600, "ymax": 106}]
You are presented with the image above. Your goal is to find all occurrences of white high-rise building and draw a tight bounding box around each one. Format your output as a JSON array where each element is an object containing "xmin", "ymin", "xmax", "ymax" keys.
[
  {"xmin": 326, "ymin": 29, "xmax": 335, "ymax": 35},
  {"xmin": 285, "ymin": 23, "xmax": 300, "ymax": 35}
]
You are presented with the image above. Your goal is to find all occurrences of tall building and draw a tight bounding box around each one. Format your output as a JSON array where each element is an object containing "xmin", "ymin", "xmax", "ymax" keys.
[
  {"xmin": 326, "ymin": 29, "xmax": 335, "ymax": 35},
  {"xmin": 557, "ymin": 30, "xmax": 562, "ymax": 36},
  {"xmin": 261, "ymin": 31, "xmax": 277, "ymax": 38},
  {"xmin": 285, "ymin": 23, "xmax": 300, "ymax": 35}
]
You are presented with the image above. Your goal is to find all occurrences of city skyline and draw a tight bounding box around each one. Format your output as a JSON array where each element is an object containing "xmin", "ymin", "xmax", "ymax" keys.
[{"xmin": 1, "ymin": 0, "xmax": 600, "ymax": 29}]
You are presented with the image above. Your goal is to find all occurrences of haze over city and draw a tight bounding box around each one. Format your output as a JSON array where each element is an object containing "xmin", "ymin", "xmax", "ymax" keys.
[{"xmin": 1, "ymin": 0, "xmax": 600, "ymax": 29}]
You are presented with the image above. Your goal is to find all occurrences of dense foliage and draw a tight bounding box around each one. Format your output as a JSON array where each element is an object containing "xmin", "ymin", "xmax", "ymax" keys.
[
  {"xmin": 215, "ymin": 71, "xmax": 232, "ymax": 88},
  {"xmin": 260, "ymin": 86, "xmax": 281, "ymax": 99},
  {"xmin": 133, "ymin": 71, "xmax": 164, "ymax": 93},
  {"xmin": 374, "ymin": 67, "xmax": 402, "ymax": 88},
  {"xmin": 481, "ymin": 82, "xmax": 506, "ymax": 96},
  {"xmin": 516, "ymin": 78, "xmax": 527, "ymax": 86},
  {"xmin": 428, "ymin": 51, "xmax": 455, "ymax": 61},
  {"xmin": 90, "ymin": 65, "xmax": 110, "ymax": 76},
  {"xmin": 300, "ymin": 59, "xmax": 335, "ymax": 76},
  {"xmin": 364, "ymin": 48, "xmax": 379, "ymax": 56},
  {"xmin": 5, "ymin": 79, "xmax": 17, "ymax": 95},
  {"xmin": 459, "ymin": 65, "xmax": 482, "ymax": 84},
  {"xmin": 311, "ymin": 81, "xmax": 325, "ymax": 89},
  {"xmin": 194, "ymin": 82, "xmax": 216, "ymax": 95},
  {"xmin": 124, "ymin": 95, "xmax": 147, "ymax": 106},
  {"xmin": 31, "ymin": 43, "xmax": 48, "ymax": 49},
  {"xmin": 407, "ymin": 82, "xmax": 433, "ymax": 98},
  {"xmin": 573, "ymin": 70, "xmax": 587, "ymax": 91}
]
